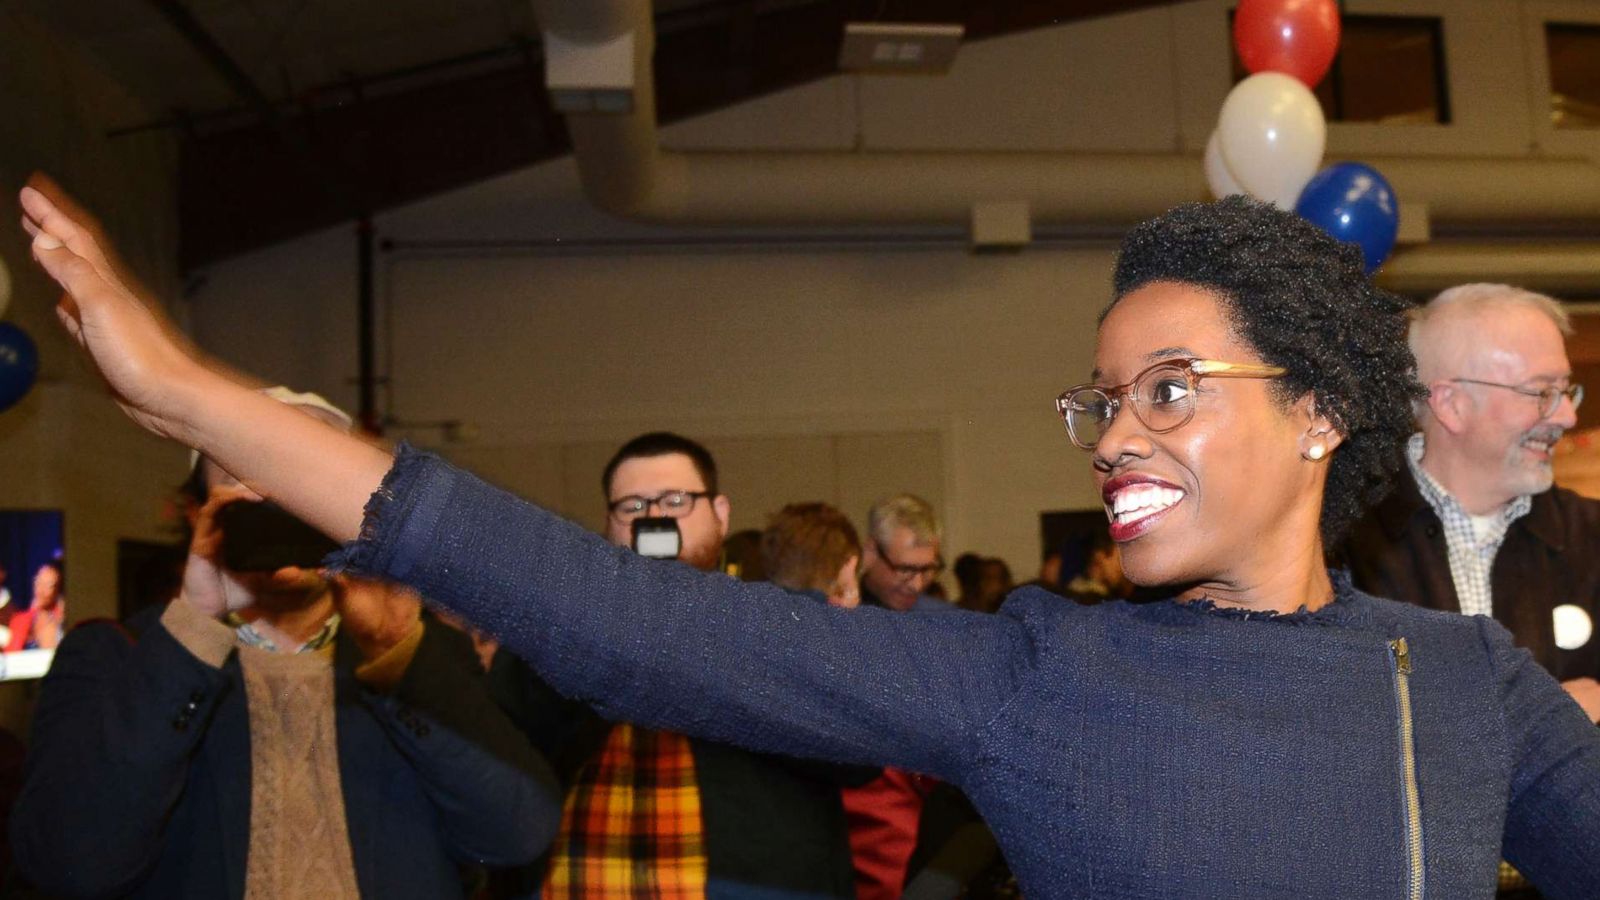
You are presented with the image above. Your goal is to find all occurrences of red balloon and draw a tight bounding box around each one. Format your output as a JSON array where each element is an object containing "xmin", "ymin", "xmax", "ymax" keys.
[{"xmin": 1234, "ymin": 0, "xmax": 1341, "ymax": 88}]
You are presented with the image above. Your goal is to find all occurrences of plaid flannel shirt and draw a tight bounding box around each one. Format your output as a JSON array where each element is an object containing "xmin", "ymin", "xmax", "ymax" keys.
[{"xmin": 542, "ymin": 723, "xmax": 708, "ymax": 898}]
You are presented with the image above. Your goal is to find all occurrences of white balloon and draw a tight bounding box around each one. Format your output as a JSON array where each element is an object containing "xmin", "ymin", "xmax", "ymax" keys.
[
  {"xmin": 1204, "ymin": 130, "xmax": 1246, "ymax": 199},
  {"xmin": 1554, "ymin": 603, "xmax": 1593, "ymax": 651},
  {"xmin": 0, "ymin": 255, "xmax": 10, "ymax": 319},
  {"xmin": 1217, "ymin": 72, "xmax": 1327, "ymax": 209}
]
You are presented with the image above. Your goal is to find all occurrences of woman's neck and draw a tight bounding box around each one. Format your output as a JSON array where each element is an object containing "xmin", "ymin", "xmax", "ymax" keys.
[{"xmin": 1177, "ymin": 541, "xmax": 1335, "ymax": 615}]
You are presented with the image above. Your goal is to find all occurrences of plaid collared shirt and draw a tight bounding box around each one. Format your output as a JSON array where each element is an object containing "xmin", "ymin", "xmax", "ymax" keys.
[
  {"xmin": 542, "ymin": 722, "xmax": 708, "ymax": 899},
  {"xmin": 1406, "ymin": 434, "xmax": 1532, "ymax": 618}
]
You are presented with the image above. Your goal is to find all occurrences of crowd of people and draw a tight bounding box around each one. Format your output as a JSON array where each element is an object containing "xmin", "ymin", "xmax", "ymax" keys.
[{"xmin": 4, "ymin": 177, "xmax": 1600, "ymax": 899}]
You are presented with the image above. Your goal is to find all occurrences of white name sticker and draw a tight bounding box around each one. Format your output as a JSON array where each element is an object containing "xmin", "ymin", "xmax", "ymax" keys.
[{"xmin": 1553, "ymin": 604, "xmax": 1593, "ymax": 651}]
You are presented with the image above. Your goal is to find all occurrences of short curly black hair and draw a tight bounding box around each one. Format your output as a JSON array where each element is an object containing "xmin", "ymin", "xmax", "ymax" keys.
[{"xmin": 1108, "ymin": 195, "xmax": 1424, "ymax": 546}]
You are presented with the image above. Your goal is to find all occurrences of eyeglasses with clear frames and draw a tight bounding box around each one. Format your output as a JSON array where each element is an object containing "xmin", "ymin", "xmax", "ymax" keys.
[
  {"xmin": 1449, "ymin": 378, "xmax": 1584, "ymax": 420},
  {"xmin": 608, "ymin": 490, "xmax": 714, "ymax": 522},
  {"xmin": 1054, "ymin": 358, "xmax": 1288, "ymax": 451}
]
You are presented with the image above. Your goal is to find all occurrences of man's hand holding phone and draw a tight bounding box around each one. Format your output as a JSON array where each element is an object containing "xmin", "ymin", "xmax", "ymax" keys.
[{"xmin": 181, "ymin": 486, "xmax": 264, "ymax": 619}]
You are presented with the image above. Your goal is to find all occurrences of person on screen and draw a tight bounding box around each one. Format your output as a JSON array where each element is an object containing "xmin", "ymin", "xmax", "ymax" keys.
[
  {"xmin": 6, "ymin": 561, "xmax": 64, "ymax": 652},
  {"xmin": 0, "ymin": 561, "xmax": 12, "ymax": 646}
]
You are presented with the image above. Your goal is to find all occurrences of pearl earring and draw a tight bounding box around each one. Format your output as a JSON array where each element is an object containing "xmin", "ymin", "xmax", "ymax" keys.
[{"xmin": 1306, "ymin": 445, "xmax": 1326, "ymax": 461}]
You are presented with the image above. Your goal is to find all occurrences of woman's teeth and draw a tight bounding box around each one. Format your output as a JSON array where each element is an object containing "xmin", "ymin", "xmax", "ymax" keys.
[{"xmin": 1108, "ymin": 484, "xmax": 1186, "ymax": 524}]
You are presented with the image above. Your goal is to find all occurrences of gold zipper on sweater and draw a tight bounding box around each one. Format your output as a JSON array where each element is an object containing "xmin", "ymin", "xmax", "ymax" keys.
[{"xmin": 1389, "ymin": 637, "xmax": 1425, "ymax": 900}]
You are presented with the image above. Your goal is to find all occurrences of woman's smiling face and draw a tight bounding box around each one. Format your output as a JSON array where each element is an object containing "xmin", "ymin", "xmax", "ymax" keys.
[{"xmin": 1091, "ymin": 281, "xmax": 1326, "ymax": 590}]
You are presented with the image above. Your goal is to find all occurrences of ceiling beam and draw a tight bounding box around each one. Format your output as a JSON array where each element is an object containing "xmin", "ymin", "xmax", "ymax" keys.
[{"xmin": 145, "ymin": 0, "xmax": 364, "ymax": 220}]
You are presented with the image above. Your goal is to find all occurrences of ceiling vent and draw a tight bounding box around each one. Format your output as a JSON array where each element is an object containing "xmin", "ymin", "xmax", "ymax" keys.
[{"xmin": 838, "ymin": 22, "xmax": 965, "ymax": 74}]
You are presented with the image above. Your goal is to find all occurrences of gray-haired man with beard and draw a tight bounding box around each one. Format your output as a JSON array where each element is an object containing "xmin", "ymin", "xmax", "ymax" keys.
[{"xmin": 1344, "ymin": 283, "xmax": 1600, "ymax": 722}]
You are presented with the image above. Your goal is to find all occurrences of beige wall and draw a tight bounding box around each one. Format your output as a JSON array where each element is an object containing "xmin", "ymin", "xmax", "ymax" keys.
[
  {"xmin": 193, "ymin": 222, "xmax": 1110, "ymax": 581},
  {"xmin": 0, "ymin": 6, "xmax": 181, "ymax": 726},
  {"xmin": 188, "ymin": 0, "xmax": 1600, "ymax": 583}
]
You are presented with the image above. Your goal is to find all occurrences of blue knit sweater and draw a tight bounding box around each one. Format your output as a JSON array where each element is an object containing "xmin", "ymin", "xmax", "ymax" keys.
[{"xmin": 333, "ymin": 448, "xmax": 1600, "ymax": 899}]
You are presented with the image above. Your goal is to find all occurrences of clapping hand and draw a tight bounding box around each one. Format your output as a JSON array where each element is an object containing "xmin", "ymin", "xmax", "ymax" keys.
[
  {"xmin": 1562, "ymin": 677, "xmax": 1600, "ymax": 724},
  {"xmin": 333, "ymin": 576, "xmax": 423, "ymax": 662}
]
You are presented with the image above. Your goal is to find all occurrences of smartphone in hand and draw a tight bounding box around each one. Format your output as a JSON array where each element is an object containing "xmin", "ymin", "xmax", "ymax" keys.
[{"xmin": 218, "ymin": 502, "xmax": 341, "ymax": 571}]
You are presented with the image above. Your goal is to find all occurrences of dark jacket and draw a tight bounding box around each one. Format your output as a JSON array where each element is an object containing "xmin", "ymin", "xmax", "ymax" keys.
[
  {"xmin": 1342, "ymin": 470, "xmax": 1600, "ymax": 682},
  {"xmin": 9, "ymin": 607, "xmax": 561, "ymax": 899},
  {"xmin": 331, "ymin": 447, "xmax": 1600, "ymax": 899},
  {"xmin": 488, "ymin": 615, "xmax": 875, "ymax": 898}
]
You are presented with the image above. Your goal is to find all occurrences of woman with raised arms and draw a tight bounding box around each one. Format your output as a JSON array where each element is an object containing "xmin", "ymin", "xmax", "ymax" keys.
[{"xmin": 20, "ymin": 180, "xmax": 1600, "ymax": 898}]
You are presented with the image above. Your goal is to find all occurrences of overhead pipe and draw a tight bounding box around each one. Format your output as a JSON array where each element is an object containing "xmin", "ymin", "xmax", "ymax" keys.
[
  {"xmin": 1380, "ymin": 241, "xmax": 1600, "ymax": 296},
  {"xmin": 529, "ymin": 0, "xmax": 1600, "ymax": 234}
]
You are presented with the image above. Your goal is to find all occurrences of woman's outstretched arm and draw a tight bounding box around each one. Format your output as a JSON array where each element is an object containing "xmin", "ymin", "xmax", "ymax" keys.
[
  {"xmin": 21, "ymin": 180, "xmax": 389, "ymax": 541},
  {"xmin": 330, "ymin": 446, "xmax": 1037, "ymax": 776},
  {"xmin": 21, "ymin": 179, "xmax": 1041, "ymax": 779}
]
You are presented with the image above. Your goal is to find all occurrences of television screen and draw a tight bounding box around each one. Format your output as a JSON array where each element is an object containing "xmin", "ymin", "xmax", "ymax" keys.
[{"xmin": 0, "ymin": 510, "xmax": 66, "ymax": 681}]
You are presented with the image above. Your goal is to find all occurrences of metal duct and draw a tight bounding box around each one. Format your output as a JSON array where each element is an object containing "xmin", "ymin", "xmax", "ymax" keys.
[
  {"xmin": 1380, "ymin": 242, "xmax": 1600, "ymax": 296},
  {"xmin": 530, "ymin": 0, "xmax": 1600, "ymax": 238}
]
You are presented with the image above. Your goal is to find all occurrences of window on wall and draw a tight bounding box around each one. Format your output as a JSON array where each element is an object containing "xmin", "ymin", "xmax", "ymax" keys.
[
  {"xmin": 1231, "ymin": 15, "xmax": 1451, "ymax": 125},
  {"xmin": 1547, "ymin": 24, "xmax": 1600, "ymax": 128}
]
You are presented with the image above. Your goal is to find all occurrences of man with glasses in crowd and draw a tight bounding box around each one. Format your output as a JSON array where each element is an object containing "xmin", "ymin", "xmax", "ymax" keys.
[
  {"xmin": 1343, "ymin": 283, "xmax": 1600, "ymax": 723},
  {"xmin": 858, "ymin": 494, "xmax": 950, "ymax": 613},
  {"xmin": 490, "ymin": 431, "xmax": 866, "ymax": 899}
]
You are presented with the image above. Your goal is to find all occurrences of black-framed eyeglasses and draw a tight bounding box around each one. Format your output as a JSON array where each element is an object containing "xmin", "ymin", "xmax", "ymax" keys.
[
  {"xmin": 873, "ymin": 539, "xmax": 944, "ymax": 582},
  {"xmin": 608, "ymin": 490, "xmax": 713, "ymax": 522},
  {"xmin": 1055, "ymin": 358, "xmax": 1288, "ymax": 451},
  {"xmin": 1449, "ymin": 378, "xmax": 1584, "ymax": 420}
]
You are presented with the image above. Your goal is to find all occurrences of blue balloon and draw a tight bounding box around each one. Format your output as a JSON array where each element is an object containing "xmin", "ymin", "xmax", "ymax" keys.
[
  {"xmin": 1294, "ymin": 162, "xmax": 1399, "ymax": 273},
  {"xmin": 0, "ymin": 323, "xmax": 39, "ymax": 413}
]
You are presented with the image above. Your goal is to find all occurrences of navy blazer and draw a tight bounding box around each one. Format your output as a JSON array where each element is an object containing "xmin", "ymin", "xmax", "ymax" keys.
[{"xmin": 10, "ymin": 608, "xmax": 560, "ymax": 898}]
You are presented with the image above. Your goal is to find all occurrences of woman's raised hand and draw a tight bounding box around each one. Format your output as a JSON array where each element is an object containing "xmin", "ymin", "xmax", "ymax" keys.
[
  {"xmin": 21, "ymin": 175, "xmax": 394, "ymax": 546},
  {"xmin": 20, "ymin": 177, "xmax": 217, "ymax": 443}
]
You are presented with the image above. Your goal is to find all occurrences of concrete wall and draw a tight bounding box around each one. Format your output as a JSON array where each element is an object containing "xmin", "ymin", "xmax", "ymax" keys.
[{"xmin": 188, "ymin": 0, "xmax": 1600, "ymax": 584}]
